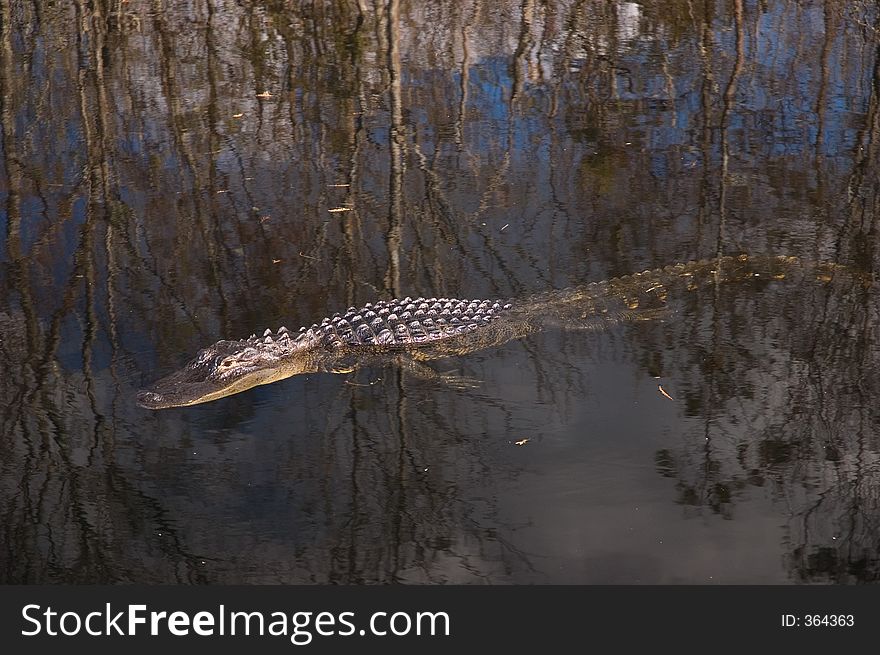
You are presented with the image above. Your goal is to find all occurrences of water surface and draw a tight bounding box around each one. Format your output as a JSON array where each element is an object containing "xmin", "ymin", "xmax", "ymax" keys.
[{"xmin": 2, "ymin": 0, "xmax": 880, "ymax": 583}]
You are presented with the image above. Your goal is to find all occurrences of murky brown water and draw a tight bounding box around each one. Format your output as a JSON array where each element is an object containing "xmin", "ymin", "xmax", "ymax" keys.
[{"xmin": 2, "ymin": 0, "xmax": 880, "ymax": 583}]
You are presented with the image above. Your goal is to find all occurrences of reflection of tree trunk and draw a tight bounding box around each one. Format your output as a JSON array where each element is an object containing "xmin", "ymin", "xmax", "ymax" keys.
[
  {"xmin": 693, "ymin": 0, "xmax": 713, "ymax": 251},
  {"xmin": 696, "ymin": 0, "xmax": 745, "ymax": 507},
  {"xmin": 75, "ymin": 0, "xmax": 110, "ymax": 418},
  {"xmin": 688, "ymin": 0, "xmax": 714, "ymax": 472},
  {"xmin": 815, "ymin": 0, "xmax": 835, "ymax": 160},
  {"xmin": 0, "ymin": 0, "xmax": 40, "ymax": 354},
  {"xmin": 342, "ymin": 4, "xmax": 368, "ymax": 582},
  {"xmin": 71, "ymin": 0, "xmax": 118, "ymax": 575},
  {"xmin": 840, "ymin": 39, "xmax": 880, "ymax": 263},
  {"xmin": 795, "ymin": 43, "xmax": 880, "ymax": 576},
  {"xmin": 341, "ymin": 5, "xmax": 368, "ymax": 307},
  {"xmin": 0, "ymin": 0, "xmax": 40, "ymax": 474},
  {"xmin": 151, "ymin": 0, "xmax": 230, "ymax": 327},
  {"xmin": 511, "ymin": 0, "xmax": 534, "ymax": 106},
  {"xmin": 717, "ymin": 0, "xmax": 744, "ymax": 259},
  {"xmin": 385, "ymin": 0, "xmax": 403, "ymax": 296},
  {"xmin": 343, "ymin": 100, "xmax": 366, "ymax": 306},
  {"xmin": 455, "ymin": 1, "xmax": 475, "ymax": 149},
  {"xmin": 384, "ymin": 0, "xmax": 408, "ymax": 582}
]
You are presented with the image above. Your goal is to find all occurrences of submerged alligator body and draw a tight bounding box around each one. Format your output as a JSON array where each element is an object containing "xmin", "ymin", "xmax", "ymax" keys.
[{"xmin": 138, "ymin": 254, "xmax": 849, "ymax": 409}]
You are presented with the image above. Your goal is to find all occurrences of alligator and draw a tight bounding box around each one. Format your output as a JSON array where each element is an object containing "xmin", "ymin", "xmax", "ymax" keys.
[{"xmin": 137, "ymin": 254, "xmax": 853, "ymax": 409}]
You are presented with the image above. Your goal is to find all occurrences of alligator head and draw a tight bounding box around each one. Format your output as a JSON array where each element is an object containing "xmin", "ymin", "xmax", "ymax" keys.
[{"xmin": 138, "ymin": 330, "xmax": 306, "ymax": 409}]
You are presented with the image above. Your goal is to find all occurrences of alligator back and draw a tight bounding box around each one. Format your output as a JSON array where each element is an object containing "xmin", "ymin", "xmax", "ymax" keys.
[{"xmin": 296, "ymin": 297, "xmax": 516, "ymax": 350}]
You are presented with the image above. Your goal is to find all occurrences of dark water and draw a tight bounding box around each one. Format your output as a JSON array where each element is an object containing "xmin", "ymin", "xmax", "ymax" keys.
[{"xmin": 2, "ymin": 0, "xmax": 880, "ymax": 584}]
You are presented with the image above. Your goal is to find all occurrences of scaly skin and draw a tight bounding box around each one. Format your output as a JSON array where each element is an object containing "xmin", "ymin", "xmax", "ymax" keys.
[{"xmin": 137, "ymin": 254, "xmax": 851, "ymax": 409}]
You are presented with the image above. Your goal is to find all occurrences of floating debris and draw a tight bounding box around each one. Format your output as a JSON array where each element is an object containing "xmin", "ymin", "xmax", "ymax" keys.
[
  {"xmin": 328, "ymin": 207, "xmax": 353, "ymax": 213},
  {"xmin": 658, "ymin": 385, "xmax": 674, "ymax": 401},
  {"xmin": 256, "ymin": 91, "xmax": 272, "ymax": 98},
  {"xmin": 514, "ymin": 438, "xmax": 530, "ymax": 446},
  {"xmin": 344, "ymin": 378, "xmax": 380, "ymax": 387}
]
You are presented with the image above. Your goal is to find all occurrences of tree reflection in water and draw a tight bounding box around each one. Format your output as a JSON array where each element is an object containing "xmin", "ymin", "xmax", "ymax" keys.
[{"xmin": 1, "ymin": 0, "xmax": 879, "ymax": 583}]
